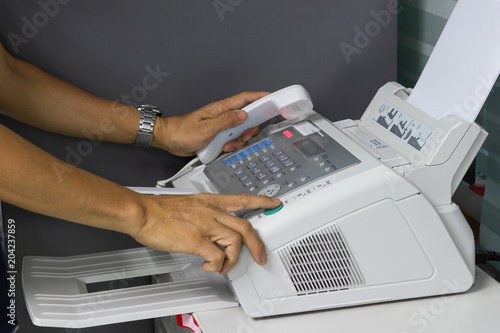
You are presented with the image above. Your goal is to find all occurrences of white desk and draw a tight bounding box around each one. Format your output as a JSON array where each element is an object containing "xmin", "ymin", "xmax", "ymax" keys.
[{"xmin": 193, "ymin": 268, "xmax": 500, "ymax": 333}]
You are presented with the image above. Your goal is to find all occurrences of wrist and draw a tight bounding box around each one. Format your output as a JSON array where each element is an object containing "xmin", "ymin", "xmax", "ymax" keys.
[
  {"xmin": 151, "ymin": 116, "xmax": 168, "ymax": 150},
  {"xmin": 119, "ymin": 191, "xmax": 149, "ymax": 238}
]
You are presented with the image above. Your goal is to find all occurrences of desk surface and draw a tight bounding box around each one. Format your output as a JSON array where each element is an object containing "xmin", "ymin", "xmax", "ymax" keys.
[{"xmin": 194, "ymin": 267, "xmax": 500, "ymax": 333}]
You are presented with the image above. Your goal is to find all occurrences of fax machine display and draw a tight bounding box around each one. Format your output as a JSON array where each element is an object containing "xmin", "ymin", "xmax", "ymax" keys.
[
  {"xmin": 294, "ymin": 137, "xmax": 325, "ymax": 158},
  {"xmin": 373, "ymin": 101, "xmax": 433, "ymax": 151}
]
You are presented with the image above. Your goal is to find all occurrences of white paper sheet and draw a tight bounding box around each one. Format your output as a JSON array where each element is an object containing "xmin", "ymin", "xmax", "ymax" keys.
[{"xmin": 406, "ymin": 0, "xmax": 500, "ymax": 123}]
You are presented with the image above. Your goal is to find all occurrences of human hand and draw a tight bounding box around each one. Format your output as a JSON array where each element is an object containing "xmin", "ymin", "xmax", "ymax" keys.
[
  {"xmin": 152, "ymin": 91, "xmax": 269, "ymax": 157},
  {"xmin": 132, "ymin": 193, "xmax": 281, "ymax": 274}
]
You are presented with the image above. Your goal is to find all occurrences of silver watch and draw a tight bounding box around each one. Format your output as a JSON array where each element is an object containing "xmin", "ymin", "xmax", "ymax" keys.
[{"xmin": 135, "ymin": 104, "xmax": 162, "ymax": 148}]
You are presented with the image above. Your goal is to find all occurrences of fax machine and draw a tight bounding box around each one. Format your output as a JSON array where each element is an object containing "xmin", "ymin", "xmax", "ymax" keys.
[{"xmin": 22, "ymin": 83, "xmax": 487, "ymax": 328}]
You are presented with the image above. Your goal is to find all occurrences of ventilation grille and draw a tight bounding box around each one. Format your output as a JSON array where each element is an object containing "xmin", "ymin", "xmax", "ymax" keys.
[{"xmin": 278, "ymin": 224, "xmax": 364, "ymax": 295}]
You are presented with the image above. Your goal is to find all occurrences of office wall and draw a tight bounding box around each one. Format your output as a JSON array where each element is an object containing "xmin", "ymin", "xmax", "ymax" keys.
[{"xmin": 0, "ymin": 1, "xmax": 397, "ymax": 332}]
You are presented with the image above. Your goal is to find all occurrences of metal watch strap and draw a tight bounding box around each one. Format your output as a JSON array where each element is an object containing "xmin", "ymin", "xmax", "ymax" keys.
[{"xmin": 135, "ymin": 105, "xmax": 162, "ymax": 148}]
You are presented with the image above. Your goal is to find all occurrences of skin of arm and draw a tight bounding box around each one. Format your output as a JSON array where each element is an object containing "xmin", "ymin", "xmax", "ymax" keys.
[{"xmin": 0, "ymin": 43, "xmax": 281, "ymax": 274}]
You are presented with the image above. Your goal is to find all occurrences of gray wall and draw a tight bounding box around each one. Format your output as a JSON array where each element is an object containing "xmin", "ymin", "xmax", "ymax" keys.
[{"xmin": 0, "ymin": 1, "xmax": 397, "ymax": 332}]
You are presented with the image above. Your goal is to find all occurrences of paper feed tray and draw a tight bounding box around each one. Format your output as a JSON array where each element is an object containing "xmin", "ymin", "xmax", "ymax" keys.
[{"xmin": 22, "ymin": 247, "xmax": 238, "ymax": 328}]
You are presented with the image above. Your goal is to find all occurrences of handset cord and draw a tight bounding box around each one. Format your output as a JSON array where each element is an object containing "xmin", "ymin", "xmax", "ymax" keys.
[{"xmin": 156, "ymin": 156, "xmax": 201, "ymax": 188}]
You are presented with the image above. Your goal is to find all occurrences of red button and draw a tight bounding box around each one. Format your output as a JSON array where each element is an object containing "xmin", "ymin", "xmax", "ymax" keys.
[{"xmin": 283, "ymin": 130, "xmax": 293, "ymax": 138}]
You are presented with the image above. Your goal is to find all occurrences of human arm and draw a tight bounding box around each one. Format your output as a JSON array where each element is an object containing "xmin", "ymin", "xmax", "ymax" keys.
[
  {"xmin": 0, "ymin": 124, "xmax": 281, "ymax": 274},
  {"xmin": 0, "ymin": 42, "xmax": 283, "ymax": 274},
  {"xmin": 0, "ymin": 42, "xmax": 266, "ymax": 155}
]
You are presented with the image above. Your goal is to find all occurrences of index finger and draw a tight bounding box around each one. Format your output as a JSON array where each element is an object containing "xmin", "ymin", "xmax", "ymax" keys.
[
  {"xmin": 208, "ymin": 91, "xmax": 270, "ymax": 117},
  {"xmin": 212, "ymin": 193, "xmax": 281, "ymax": 214}
]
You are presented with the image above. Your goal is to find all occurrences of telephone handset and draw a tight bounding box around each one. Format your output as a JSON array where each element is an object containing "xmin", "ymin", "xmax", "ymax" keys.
[{"xmin": 196, "ymin": 85, "xmax": 313, "ymax": 164}]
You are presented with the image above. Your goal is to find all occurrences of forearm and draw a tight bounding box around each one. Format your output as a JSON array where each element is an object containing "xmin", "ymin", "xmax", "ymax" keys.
[
  {"xmin": 0, "ymin": 50, "xmax": 140, "ymax": 144},
  {"xmin": 0, "ymin": 124, "xmax": 145, "ymax": 236}
]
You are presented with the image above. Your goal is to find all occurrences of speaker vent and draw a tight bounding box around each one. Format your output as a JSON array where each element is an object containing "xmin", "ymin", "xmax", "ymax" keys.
[{"xmin": 278, "ymin": 224, "xmax": 364, "ymax": 295}]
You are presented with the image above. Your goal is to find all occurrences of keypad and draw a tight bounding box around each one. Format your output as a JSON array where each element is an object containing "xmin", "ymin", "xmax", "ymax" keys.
[
  {"xmin": 230, "ymin": 148, "xmax": 299, "ymax": 191},
  {"xmin": 205, "ymin": 122, "xmax": 361, "ymax": 204}
]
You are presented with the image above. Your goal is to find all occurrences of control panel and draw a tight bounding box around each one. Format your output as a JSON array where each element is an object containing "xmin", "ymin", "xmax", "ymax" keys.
[{"xmin": 204, "ymin": 120, "xmax": 360, "ymax": 198}]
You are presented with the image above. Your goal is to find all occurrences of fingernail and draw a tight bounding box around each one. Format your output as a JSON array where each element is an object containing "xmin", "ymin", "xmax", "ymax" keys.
[
  {"xmin": 237, "ymin": 111, "xmax": 246, "ymax": 121},
  {"xmin": 226, "ymin": 147, "xmax": 235, "ymax": 152},
  {"xmin": 271, "ymin": 198, "xmax": 281, "ymax": 203},
  {"xmin": 260, "ymin": 253, "xmax": 268, "ymax": 265}
]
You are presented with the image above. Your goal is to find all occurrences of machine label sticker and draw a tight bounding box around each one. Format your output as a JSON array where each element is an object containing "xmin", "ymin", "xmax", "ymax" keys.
[
  {"xmin": 373, "ymin": 101, "xmax": 433, "ymax": 151},
  {"xmin": 293, "ymin": 121, "xmax": 320, "ymax": 137}
]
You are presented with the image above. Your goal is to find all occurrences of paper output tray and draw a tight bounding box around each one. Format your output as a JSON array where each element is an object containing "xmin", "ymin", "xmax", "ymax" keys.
[{"xmin": 22, "ymin": 247, "xmax": 238, "ymax": 328}]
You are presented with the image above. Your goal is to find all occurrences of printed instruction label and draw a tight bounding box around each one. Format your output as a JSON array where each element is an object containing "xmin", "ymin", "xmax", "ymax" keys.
[{"xmin": 372, "ymin": 101, "xmax": 433, "ymax": 151}]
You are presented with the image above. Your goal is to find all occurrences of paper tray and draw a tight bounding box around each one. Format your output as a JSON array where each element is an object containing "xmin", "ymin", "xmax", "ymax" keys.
[{"xmin": 22, "ymin": 247, "xmax": 238, "ymax": 328}]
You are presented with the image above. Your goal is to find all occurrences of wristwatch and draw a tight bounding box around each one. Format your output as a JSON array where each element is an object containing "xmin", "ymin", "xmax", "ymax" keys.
[{"xmin": 135, "ymin": 104, "xmax": 162, "ymax": 148}]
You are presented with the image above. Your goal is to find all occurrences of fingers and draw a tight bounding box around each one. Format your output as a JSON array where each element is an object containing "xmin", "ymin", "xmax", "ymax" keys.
[
  {"xmin": 158, "ymin": 90, "xmax": 269, "ymax": 156},
  {"xmin": 218, "ymin": 91, "xmax": 270, "ymax": 114},
  {"xmin": 203, "ymin": 194, "xmax": 281, "ymax": 272},
  {"xmin": 222, "ymin": 126, "xmax": 259, "ymax": 152},
  {"xmin": 195, "ymin": 215, "xmax": 244, "ymax": 274},
  {"xmin": 212, "ymin": 193, "xmax": 282, "ymax": 213},
  {"xmin": 190, "ymin": 194, "xmax": 281, "ymax": 274},
  {"xmin": 214, "ymin": 211, "xmax": 266, "ymax": 272},
  {"xmin": 201, "ymin": 91, "xmax": 270, "ymax": 137},
  {"xmin": 198, "ymin": 239, "xmax": 228, "ymax": 273},
  {"xmin": 136, "ymin": 193, "xmax": 281, "ymax": 276}
]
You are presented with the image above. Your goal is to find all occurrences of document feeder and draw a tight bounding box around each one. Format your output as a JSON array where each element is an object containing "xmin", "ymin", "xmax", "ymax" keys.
[{"xmin": 22, "ymin": 83, "xmax": 487, "ymax": 328}]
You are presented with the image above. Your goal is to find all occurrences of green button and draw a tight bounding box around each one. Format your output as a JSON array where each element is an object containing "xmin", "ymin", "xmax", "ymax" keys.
[{"xmin": 264, "ymin": 203, "xmax": 284, "ymax": 216}]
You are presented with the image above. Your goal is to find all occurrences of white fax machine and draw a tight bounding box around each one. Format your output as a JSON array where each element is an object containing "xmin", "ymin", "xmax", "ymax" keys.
[{"xmin": 22, "ymin": 83, "xmax": 487, "ymax": 328}]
